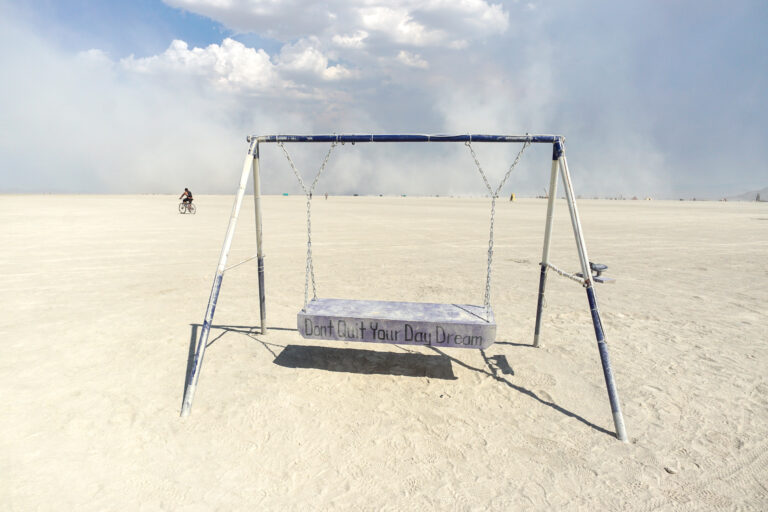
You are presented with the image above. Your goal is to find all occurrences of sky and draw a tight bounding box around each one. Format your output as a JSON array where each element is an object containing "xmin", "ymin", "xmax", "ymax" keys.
[{"xmin": 0, "ymin": 0, "xmax": 766, "ymax": 198}]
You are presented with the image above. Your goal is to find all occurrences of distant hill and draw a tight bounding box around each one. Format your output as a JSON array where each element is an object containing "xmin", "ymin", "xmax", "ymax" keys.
[{"xmin": 728, "ymin": 186, "xmax": 768, "ymax": 201}]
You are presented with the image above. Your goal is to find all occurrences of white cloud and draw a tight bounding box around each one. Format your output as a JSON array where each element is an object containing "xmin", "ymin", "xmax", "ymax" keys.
[
  {"xmin": 120, "ymin": 36, "xmax": 355, "ymax": 93},
  {"xmin": 0, "ymin": 3, "xmax": 558, "ymax": 196},
  {"xmin": 159, "ymin": 0, "xmax": 514, "ymax": 97},
  {"xmin": 121, "ymin": 38, "xmax": 286, "ymax": 92},
  {"xmin": 0, "ymin": 18, "xmax": 300, "ymax": 194},
  {"xmin": 164, "ymin": 0, "xmax": 510, "ymax": 45},
  {"xmin": 163, "ymin": 0, "xmax": 338, "ymax": 40},
  {"xmin": 396, "ymin": 50, "xmax": 428, "ymax": 69},
  {"xmin": 276, "ymin": 38, "xmax": 355, "ymax": 81},
  {"xmin": 417, "ymin": 0, "xmax": 509, "ymax": 33},
  {"xmin": 359, "ymin": 6, "xmax": 446, "ymax": 46},
  {"xmin": 332, "ymin": 30, "xmax": 368, "ymax": 49},
  {"xmin": 447, "ymin": 40, "xmax": 468, "ymax": 50},
  {"xmin": 8, "ymin": 1, "xmax": 757, "ymax": 198},
  {"xmin": 76, "ymin": 48, "xmax": 113, "ymax": 66}
]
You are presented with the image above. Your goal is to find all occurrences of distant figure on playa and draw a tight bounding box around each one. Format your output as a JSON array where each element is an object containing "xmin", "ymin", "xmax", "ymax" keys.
[
  {"xmin": 180, "ymin": 187, "xmax": 193, "ymax": 205},
  {"xmin": 325, "ymin": 192, "xmax": 328, "ymax": 200}
]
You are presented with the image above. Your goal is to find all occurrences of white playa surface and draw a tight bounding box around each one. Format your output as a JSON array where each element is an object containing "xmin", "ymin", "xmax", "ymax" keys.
[{"xmin": 2, "ymin": 194, "xmax": 767, "ymax": 510}]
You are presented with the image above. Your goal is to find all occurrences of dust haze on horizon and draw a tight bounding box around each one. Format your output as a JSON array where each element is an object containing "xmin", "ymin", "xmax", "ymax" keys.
[{"xmin": 1, "ymin": 1, "xmax": 766, "ymax": 200}]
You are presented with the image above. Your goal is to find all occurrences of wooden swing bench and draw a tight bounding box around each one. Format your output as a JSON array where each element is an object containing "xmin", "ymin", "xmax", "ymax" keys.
[{"xmin": 298, "ymin": 298, "xmax": 496, "ymax": 349}]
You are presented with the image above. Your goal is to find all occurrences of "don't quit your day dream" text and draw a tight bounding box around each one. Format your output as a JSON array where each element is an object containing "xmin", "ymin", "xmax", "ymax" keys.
[{"xmin": 302, "ymin": 318, "xmax": 484, "ymax": 347}]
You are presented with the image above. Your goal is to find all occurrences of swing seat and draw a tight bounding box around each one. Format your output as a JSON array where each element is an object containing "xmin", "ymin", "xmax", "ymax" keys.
[{"xmin": 298, "ymin": 298, "xmax": 496, "ymax": 349}]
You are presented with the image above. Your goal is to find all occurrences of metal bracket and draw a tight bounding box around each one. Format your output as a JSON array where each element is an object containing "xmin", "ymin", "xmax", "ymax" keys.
[{"xmin": 577, "ymin": 262, "xmax": 615, "ymax": 284}]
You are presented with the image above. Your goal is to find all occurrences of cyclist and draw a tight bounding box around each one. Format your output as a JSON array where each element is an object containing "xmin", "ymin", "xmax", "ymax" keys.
[{"xmin": 179, "ymin": 188, "xmax": 193, "ymax": 211}]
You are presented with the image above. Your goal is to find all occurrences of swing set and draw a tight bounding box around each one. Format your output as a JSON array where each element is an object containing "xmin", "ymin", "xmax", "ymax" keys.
[{"xmin": 180, "ymin": 134, "xmax": 628, "ymax": 442}]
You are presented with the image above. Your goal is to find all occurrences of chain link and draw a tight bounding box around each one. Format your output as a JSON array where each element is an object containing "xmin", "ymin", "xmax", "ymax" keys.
[
  {"xmin": 466, "ymin": 137, "xmax": 531, "ymax": 315},
  {"xmin": 278, "ymin": 141, "xmax": 338, "ymax": 308}
]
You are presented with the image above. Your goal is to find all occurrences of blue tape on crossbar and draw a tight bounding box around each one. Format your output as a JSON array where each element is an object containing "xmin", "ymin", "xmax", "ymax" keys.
[
  {"xmin": 253, "ymin": 134, "xmax": 561, "ymax": 144},
  {"xmin": 553, "ymin": 139, "xmax": 564, "ymax": 160}
]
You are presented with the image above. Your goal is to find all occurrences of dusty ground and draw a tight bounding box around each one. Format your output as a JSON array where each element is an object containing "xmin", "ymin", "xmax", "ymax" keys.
[{"xmin": 2, "ymin": 194, "xmax": 767, "ymax": 510}]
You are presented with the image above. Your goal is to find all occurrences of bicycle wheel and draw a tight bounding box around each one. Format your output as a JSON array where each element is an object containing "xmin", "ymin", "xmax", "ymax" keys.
[
  {"xmin": 188, "ymin": 203, "xmax": 197, "ymax": 214},
  {"xmin": 179, "ymin": 203, "xmax": 187, "ymax": 214}
]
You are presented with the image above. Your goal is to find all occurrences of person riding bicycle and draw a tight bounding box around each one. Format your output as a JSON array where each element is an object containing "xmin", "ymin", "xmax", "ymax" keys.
[{"xmin": 180, "ymin": 188, "xmax": 193, "ymax": 205}]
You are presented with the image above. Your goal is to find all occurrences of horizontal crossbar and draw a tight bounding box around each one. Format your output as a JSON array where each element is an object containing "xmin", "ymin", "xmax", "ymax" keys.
[{"xmin": 250, "ymin": 134, "xmax": 562, "ymax": 144}]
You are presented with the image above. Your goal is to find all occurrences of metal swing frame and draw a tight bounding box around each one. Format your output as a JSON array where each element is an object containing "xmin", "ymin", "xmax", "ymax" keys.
[{"xmin": 180, "ymin": 133, "xmax": 628, "ymax": 443}]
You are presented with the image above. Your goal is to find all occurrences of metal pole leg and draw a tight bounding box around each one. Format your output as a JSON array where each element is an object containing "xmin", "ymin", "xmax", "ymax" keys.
[
  {"xmin": 558, "ymin": 155, "xmax": 591, "ymax": 278},
  {"xmin": 257, "ymin": 258, "xmax": 266, "ymax": 334},
  {"xmin": 559, "ymin": 153, "xmax": 628, "ymax": 441},
  {"xmin": 252, "ymin": 143, "xmax": 267, "ymax": 334},
  {"xmin": 180, "ymin": 141, "xmax": 256, "ymax": 417},
  {"xmin": 587, "ymin": 286, "xmax": 628, "ymax": 441},
  {"xmin": 533, "ymin": 266, "xmax": 548, "ymax": 347},
  {"xmin": 534, "ymin": 139, "xmax": 562, "ymax": 347}
]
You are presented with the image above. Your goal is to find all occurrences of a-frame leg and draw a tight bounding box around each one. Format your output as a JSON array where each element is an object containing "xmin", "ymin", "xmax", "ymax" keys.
[
  {"xmin": 181, "ymin": 141, "xmax": 256, "ymax": 417},
  {"xmin": 558, "ymin": 152, "xmax": 629, "ymax": 442},
  {"xmin": 533, "ymin": 140, "xmax": 562, "ymax": 347},
  {"xmin": 252, "ymin": 143, "xmax": 267, "ymax": 335}
]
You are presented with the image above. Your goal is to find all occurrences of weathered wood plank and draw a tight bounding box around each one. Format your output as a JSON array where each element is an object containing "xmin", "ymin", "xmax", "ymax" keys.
[{"xmin": 297, "ymin": 298, "xmax": 496, "ymax": 349}]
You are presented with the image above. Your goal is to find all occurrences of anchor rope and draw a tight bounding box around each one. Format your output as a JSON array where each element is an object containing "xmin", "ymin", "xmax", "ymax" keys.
[
  {"xmin": 278, "ymin": 141, "xmax": 338, "ymax": 308},
  {"xmin": 466, "ymin": 136, "xmax": 531, "ymax": 316},
  {"xmin": 542, "ymin": 262, "xmax": 587, "ymax": 286},
  {"xmin": 223, "ymin": 254, "xmax": 259, "ymax": 273}
]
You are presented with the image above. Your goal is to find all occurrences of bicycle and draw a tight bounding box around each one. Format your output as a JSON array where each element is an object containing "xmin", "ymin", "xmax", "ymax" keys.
[{"xmin": 179, "ymin": 202, "xmax": 197, "ymax": 214}]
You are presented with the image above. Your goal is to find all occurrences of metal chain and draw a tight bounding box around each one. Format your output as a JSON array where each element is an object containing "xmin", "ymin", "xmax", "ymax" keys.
[
  {"xmin": 466, "ymin": 137, "xmax": 531, "ymax": 314},
  {"xmin": 278, "ymin": 141, "xmax": 338, "ymax": 308}
]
